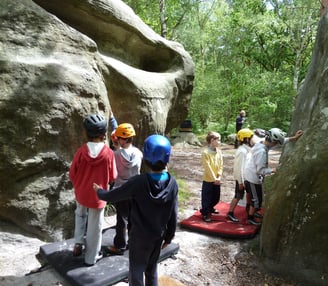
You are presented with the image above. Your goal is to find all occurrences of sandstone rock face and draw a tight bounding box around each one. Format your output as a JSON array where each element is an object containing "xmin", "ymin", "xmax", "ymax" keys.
[
  {"xmin": 33, "ymin": 0, "xmax": 195, "ymax": 146},
  {"xmin": 261, "ymin": 13, "xmax": 328, "ymax": 286},
  {"xmin": 0, "ymin": 0, "xmax": 194, "ymax": 240}
]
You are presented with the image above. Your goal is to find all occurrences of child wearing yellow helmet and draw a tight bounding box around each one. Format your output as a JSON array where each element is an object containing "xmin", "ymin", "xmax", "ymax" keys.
[{"xmin": 227, "ymin": 128, "xmax": 254, "ymax": 223}]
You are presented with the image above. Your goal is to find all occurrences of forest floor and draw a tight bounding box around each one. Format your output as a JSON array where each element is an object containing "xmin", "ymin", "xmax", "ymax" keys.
[{"xmin": 0, "ymin": 143, "xmax": 298, "ymax": 286}]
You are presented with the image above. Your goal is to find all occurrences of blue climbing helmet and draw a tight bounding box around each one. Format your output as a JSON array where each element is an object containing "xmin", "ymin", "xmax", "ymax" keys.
[
  {"xmin": 143, "ymin": 135, "xmax": 171, "ymax": 165},
  {"xmin": 83, "ymin": 114, "xmax": 107, "ymax": 138}
]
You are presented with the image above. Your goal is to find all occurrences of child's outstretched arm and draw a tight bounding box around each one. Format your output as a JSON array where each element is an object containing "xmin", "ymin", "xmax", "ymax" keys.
[
  {"xmin": 93, "ymin": 183, "xmax": 111, "ymax": 201},
  {"xmin": 93, "ymin": 178, "xmax": 134, "ymax": 202},
  {"xmin": 93, "ymin": 183, "xmax": 102, "ymax": 192},
  {"xmin": 288, "ymin": 130, "xmax": 303, "ymax": 142}
]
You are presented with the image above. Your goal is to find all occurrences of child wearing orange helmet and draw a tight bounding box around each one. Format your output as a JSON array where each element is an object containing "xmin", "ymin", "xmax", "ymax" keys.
[{"xmin": 105, "ymin": 122, "xmax": 143, "ymax": 255}]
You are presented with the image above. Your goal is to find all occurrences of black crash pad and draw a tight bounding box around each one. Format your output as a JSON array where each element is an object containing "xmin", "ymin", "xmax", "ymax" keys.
[{"xmin": 38, "ymin": 227, "xmax": 179, "ymax": 286}]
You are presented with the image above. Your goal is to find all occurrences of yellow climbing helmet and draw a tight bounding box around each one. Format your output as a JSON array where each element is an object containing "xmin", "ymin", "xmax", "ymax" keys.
[
  {"xmin": 115, "ymin": 123, "xmax": 136, "ymax": 138},
  {"xmin": 237, "ymin": 128, "xmax": 254, "ymax": 142}
]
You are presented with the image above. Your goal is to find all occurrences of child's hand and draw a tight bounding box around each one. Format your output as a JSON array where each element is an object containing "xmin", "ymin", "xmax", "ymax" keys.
[
  {"xmin": 214, "ymin": 179, "xmax": 221, "ymax": 185},
  {"xmin": 295, "ymin": 130, "xmax": 303, "ymax": 138},
  {"xmin": 93, "ymin": 183, "xmax": 100, "ymax": 192}
]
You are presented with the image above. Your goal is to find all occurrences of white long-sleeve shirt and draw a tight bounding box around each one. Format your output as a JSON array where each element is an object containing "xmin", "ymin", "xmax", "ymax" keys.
[{"xmin": 233, "ymin": 144, "xmax": 252, "ymax": 184}]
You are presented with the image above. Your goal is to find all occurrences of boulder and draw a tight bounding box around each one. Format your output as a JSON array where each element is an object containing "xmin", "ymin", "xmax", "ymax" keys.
[
  {"xmin": 0, "ymin": 0, "xmax": 194, "ymax": 240},
  {"xmin": 171, "ymin": 132, "xmax": 202, "ymax": 147}
]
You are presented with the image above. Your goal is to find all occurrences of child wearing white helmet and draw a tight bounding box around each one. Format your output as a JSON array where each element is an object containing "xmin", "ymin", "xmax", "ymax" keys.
[{"xmin": 244, "ymin": 128, "xmax": 303, "ymax": 225}]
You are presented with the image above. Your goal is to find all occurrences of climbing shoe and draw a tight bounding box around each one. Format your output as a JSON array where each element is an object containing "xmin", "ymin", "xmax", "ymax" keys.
[
  {"xmin": 248, "ymin": 218, "xmax": 261, "ymax": 226},
  {"xmin": 254, "ymin": 212, "xmax": 263, "ymax": 219},
  {"xmin": 73, "ymin": 243, "xmax": 83, "ymax": 257},
  {"xmin": 202, "ymin": 215, "xmax": 211, "ymax": 222},
  {"xmin": 104, "ymin": 246, "xmax": 125, "ymax": 256},
  {"xmin": 227, "ymin": 212, "xmax": 239, "ymax": 222}
]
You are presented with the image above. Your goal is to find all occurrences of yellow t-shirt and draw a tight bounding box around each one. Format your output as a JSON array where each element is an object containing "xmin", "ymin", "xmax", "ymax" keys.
[{"xmin": 201, "ymin": 147, "xmax": 223, "ymax": 182}]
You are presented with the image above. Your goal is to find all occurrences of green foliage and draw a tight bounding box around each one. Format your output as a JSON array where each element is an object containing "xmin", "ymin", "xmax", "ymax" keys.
[
  {"xmin": 122, "ymin": 0, "xmax": 318, "ymax": 134},
  {"xmin": 105, "ymin": 203, "xmax": 116, "ymax": 216},
  {"xmin": 176, "ymin": 177, "xmax": 191, "ymax": 204},
  {"xmin": 168, "ymin": 170, "xmax": 191, "ymax": 206}
]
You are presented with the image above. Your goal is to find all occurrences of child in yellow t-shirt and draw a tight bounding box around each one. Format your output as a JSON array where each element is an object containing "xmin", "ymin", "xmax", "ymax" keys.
[{"xmin": 200, "ymin": 131, "xmax": 223, "ymax": 222}]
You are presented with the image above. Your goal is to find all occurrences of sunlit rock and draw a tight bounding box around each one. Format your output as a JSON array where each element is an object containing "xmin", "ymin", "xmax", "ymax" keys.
[{"xmin": 0, "ymin": 0, "xmax": 194, "ymax": 240}]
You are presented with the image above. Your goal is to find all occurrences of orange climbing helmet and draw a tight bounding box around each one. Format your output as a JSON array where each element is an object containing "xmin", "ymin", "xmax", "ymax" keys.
[{"xmin": 115, "ymin": 123, "xmax": 136, "ymax": 138}]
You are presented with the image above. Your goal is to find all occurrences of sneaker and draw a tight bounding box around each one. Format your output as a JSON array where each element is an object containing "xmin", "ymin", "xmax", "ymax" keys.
[
  {"xmin": 211, "ymin": 208, "xmax": 219, "ymax": 214},
  {"xmin": 95, "ymin": 251, "xmax": 103, "ymax": 261},
  {"xmin": 227, "ymin": 212, "xmax": 239, "ymax": 222},
  {"xmin": 248, "ymin": 218, "xmax": 261, "ymax": 226},
  {"xmin": 73, "ymin": 243, "xmax": 83, "ymax": 257},
  {"xmin": 84, "ymin": 262, "xmax": 94, "ymax": 267},
  {"xmin": 202, "ymin": 215, "xmax": 211, "ymax": 222},
  {"xmin": 104, "ymin": 246, "xmax": 125, "ymax": 256},
  {"xmin": 84, "ymin": 251, "xmax": 103, "ymax": 267},
  {"xmin": 254, "ymin": 212, "xmax": 263, "ymax": 219}
]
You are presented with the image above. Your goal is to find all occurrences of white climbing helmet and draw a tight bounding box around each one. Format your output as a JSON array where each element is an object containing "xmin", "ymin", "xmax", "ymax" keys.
[{"xmin": 267, "ymin": 128, "xmax": 286, "ymax": 145}]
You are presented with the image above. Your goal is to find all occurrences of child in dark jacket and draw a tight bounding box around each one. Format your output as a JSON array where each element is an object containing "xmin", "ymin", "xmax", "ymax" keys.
[{"xmin": 93, "ymin": 134, "xmax": 178, "ymax": 286}]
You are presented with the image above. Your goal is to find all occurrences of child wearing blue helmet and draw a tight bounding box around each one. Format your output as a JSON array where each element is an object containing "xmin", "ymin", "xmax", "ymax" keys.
[{"xmin": 93, "ymin": 134, "xmax": 178, "ymax": 286}]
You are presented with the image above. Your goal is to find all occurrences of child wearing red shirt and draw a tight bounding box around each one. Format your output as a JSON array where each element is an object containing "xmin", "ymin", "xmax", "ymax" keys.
[{"xmin": 69, "ymin": 114, "xmax": 117, "ymax": 266}]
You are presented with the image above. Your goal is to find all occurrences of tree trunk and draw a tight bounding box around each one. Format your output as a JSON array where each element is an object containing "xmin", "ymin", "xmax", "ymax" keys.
[{"xmin": 159, "ymin": 0, "xmax": 167, "ymax": 38}]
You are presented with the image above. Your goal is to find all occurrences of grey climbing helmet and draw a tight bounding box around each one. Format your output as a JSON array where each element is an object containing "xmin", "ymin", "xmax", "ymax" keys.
[{"xmin": 83, "ymin": 114, "xmax": 107, "ymax": 138}]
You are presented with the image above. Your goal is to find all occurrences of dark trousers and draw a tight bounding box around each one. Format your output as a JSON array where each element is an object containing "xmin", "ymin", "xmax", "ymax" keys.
[
  {"xmin": 113, "ymin": 200, "xmax": 130, "ymax": 249},
  {"xmin": 200, "ymin": 181, "xmax": 221, "ymax": 216},
  {"xmin": 244, "ymin": 180, "xmax": 263, "ymax": 209},
  {"xmin": 128, "ymin": 237, "xmax": 162, "ymax": 286}
]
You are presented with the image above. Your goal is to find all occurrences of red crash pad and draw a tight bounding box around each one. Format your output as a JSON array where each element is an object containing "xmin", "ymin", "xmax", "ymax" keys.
[{"xmin": 180, "ymin": 201, "xmax": 262, "ymax": 239}]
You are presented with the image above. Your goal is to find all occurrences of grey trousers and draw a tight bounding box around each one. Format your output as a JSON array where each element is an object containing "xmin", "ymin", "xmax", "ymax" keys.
[{"xmin": 74, "ymin": 202, "xmax": 104, "ymax": 264}]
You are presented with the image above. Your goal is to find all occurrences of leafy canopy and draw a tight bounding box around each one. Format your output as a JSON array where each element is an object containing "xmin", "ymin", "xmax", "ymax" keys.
[{"xmin": 122, "ymin": 0, "xmax": 318, "ymax": 135}]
